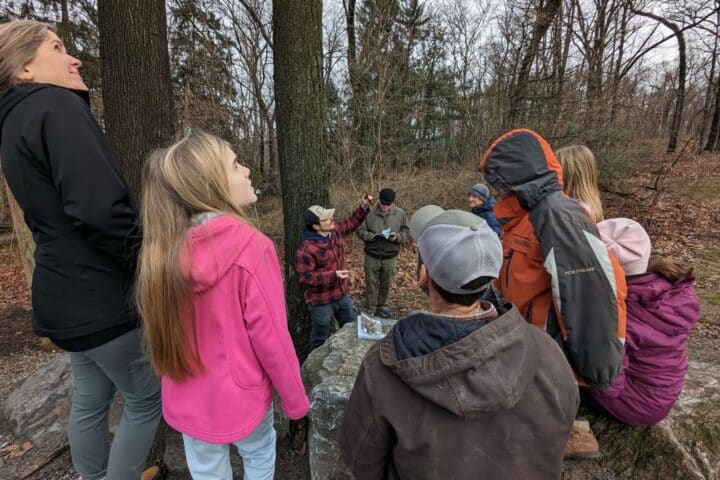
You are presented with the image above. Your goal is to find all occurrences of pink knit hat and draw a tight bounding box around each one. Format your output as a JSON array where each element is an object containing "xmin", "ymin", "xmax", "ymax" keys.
[{"xmin": 597, "ymin": 218, "xmax": 651, "ymax": 276}]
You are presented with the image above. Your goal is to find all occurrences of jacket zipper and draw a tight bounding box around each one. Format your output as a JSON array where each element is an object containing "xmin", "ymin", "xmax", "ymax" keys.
[{"xmin": 504, "ymin": 249, "xmax": 514, "ymax": 289}]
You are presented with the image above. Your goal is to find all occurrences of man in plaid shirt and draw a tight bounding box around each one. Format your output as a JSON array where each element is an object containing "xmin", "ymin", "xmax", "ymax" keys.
[{"xmin": 297, "ymin": 194, "xmax": 372, "ymax": 349}]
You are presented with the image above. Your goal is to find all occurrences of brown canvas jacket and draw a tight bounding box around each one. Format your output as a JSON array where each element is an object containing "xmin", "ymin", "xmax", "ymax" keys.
[{"xmin": 334, "ymin": 307, "xmax": 579, "ymax": 480}]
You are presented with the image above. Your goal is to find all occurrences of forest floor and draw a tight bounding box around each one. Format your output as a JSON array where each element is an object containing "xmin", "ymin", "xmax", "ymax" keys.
[{"xmin": 0, "ymin": 148, "xmax": 718, "ymax": 479}]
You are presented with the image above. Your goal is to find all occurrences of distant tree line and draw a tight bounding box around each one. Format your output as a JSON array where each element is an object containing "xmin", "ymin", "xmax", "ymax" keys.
[{"xmin": 4, "ymin": 0, "xmax": 719, "ymax": 184}]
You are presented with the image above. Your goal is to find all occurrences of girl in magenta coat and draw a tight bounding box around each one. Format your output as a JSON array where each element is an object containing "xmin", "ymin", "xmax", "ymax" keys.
[
  {"xmin": 592, "ymin": 218, "xmax": 700, "ymax": 426},
  {"xmin": 136, "ymin": 132, "xmax": 310, "ymax": 479}
]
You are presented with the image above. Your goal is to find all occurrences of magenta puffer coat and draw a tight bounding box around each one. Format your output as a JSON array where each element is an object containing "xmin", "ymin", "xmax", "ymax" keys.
[{"xmin": 591, "ymin": 273, "xmax": 700, "ymax": 426}]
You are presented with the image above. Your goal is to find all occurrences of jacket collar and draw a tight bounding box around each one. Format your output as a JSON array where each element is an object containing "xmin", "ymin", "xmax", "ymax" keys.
[
  {"xmin": 371, "ymin": 204, "xmax": 395, "ymax": 217},
  {"xmin": 379, "ymin": 306, "xmax": 538, "ymax": 417},
  {"xmin": 0, "ymin": 84, "xmax": 90, "ymax": 142},
  {"xmin": 492, "ymin": 193, "xmax": 525, "ymax": 230},
  {"xmin": 302, "ymin": 230, "xmax": 330, "ymax": 242},
  {"xmin": 393, "ymin": 304, "xmax": 498, "ymax": 360}
]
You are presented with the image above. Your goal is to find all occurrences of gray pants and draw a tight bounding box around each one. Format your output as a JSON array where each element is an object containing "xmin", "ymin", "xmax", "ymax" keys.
[{"xmin": 68, "ymin": 328, "xmax": 162, "ymax": 480}]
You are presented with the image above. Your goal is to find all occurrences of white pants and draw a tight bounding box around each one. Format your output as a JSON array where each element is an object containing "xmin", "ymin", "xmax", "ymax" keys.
[{"xmin": 182, "ymin": 406, "xmax": 276, "ymax": 480}]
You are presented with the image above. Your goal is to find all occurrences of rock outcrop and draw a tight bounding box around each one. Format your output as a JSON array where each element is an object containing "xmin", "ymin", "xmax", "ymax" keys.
[
  {"xmin": 588, "ymin": 360, "xmax": 719, "ymax": 479},
  {"xmin": 301, "ymin": 320, "xmax": 395, "ymax": 480},
  {"xmin": 303, "ymin": 325, "xmax": 720, "ymax": 480},
  {"xmin": 3, "ymin": 353, "xmax": 123, "ymax": 449}
]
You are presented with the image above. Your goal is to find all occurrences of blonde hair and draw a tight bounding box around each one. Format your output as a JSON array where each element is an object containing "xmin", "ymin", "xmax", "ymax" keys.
[
  {"xmin": 555, "ymin": 145, "xmax": 604, "ymax": 223},
  {"xmin": 0, "ymin": 20, "xmax": 52, "ymax": 91},
  {"xmin": 136, "ymin": 131, "xmax": 253, "ymax": 381}
]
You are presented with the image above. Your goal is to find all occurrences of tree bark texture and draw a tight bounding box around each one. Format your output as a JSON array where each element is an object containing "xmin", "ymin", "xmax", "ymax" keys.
[
  {"xmin": 98, "ymin": 0, "xmax": 176, "ymax": 201},
  {"xmin": 706, "ymin": 74, "xmax": 720, "ymax": 151},
  {"xmin": 508, "ymin": 0, "xmax": 562, "ymax": 125},
  {"xmin": 273, "ymin": 0, "xmax": 329, "ymax": 362}
]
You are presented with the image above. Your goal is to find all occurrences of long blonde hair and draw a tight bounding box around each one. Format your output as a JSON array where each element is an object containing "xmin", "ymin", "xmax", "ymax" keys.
[
  {"xmin": 555, "ymin": 145, "xmax": 604, "ymax": 223},
  {"xmin": 0, "ymin": 20, "xmax": 52, "ymax": 91},
  {"xmin": 136, "ymin": 131, "xmax": 252, "ymax": 381}
]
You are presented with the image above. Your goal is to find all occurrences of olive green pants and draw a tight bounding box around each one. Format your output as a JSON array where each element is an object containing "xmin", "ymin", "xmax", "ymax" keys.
[{"xmin": 363, "ymin": 255, "xmax": 398, "ymax": 313}]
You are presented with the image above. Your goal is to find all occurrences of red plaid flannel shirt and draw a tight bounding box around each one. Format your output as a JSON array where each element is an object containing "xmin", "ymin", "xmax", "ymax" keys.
[{"xmin": 296, "ymin": 206, "xmax": 368, "ymax": 306}]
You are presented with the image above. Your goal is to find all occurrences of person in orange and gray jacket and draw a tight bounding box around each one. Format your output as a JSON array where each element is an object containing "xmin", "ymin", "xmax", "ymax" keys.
[
  {"xmin": 480, "ymin": 128, "xmax": 627, "ymax": 458},
  {"xmin": 334, "ymin": 206, "xmax": 578, "ymax": 480}
]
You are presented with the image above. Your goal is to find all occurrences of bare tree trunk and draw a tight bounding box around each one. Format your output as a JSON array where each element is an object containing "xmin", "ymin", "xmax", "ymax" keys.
[
  {"xmin": 344, "ymin": 0, "xmax": 358, "ymax": 91},
  {"xmin": 698, "ymin": 48, "xmax": 717, "ymax": 151},
  {"xmin": 706, "ymin": 74, "xmax": 720, "ymax": 152},
  {"xmin": 610, "ymin": 1, "xmax": 629, "ymax": 121},
  {"xmin": 97, "ymin": 0, "xmax": 175, "ymax": 466},
  {"xmin": 273, "ymin": 0, "xmax": 328, "ymax": 362},
  {"xmin": 98, "ymin": 0, "xmax": 176, "ymax": 201},
  {"xmin": 344, "ymin": 0, "xmax": 362, "ymax": 165},
  {"xmin": 633, "ymin": 9, "xmax": 686, "ymax": 153},
  {"xmin": 508, "ymin": 0, "xmax": 562, "ymax": 125},
  {"xmin": 705, "ymin": 6, "xmax": 720, "ymax": 152}
]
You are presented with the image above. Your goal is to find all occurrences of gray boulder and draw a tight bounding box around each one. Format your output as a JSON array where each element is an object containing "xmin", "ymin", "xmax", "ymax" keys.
[
  {"xmin": 303, "ymin": 326, "xmax": 720, "ymax": 480},
  {"xmin": 3, "ymin": 353, "xmax": 123, "ymax": 448},
  {"xmin": 3, "ymin": 353, "xmax": 73, "ymax": 447},
  {"xmin": 301, "ymin": 320, "xmax": 395, "ymax": 480},
  {"xmin": 583, "ymin": 360, "xmax": 720, "ymax": 480}
]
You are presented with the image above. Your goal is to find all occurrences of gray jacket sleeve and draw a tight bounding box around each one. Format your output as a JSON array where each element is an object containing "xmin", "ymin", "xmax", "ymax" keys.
[
  {"xmin": 356, "ymin": 216, "xmax": 377, "ymax": 242},
  {"xmin": 395, "ymin": 209, "xmax": 411, "ymax": 244}
]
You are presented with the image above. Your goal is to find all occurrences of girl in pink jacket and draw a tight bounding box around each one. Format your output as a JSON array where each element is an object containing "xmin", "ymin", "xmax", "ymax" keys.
[{"xmin": 136, "ymin": 131, "xmax": 310, "ymax": 479}]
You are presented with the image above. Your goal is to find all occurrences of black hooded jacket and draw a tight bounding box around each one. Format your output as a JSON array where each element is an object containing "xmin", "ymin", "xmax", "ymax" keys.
[{"xmin": 0, "ymin": 84, "xmax": 140, "ymax": 350}]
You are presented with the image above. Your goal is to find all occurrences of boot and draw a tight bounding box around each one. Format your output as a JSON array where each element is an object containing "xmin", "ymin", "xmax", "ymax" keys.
[
  {"xmin": 564, "ymin": 419, "xmax": 600, "ymax": 459},
  {"xmin": 141, "ymin": 465, "xmax": 167, "ymax": 480}
]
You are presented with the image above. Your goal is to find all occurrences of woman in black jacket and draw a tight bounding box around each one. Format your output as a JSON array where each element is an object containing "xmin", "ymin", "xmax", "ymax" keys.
[{"xmin": 0, "ymin": 20, "xmax": 162, "ymax": 480}]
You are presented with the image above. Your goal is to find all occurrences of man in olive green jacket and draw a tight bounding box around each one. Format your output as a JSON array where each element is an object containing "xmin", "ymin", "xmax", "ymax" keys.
[{"xmin": 355, "ymin": 188, "xmax": 410, "ymax": 317}]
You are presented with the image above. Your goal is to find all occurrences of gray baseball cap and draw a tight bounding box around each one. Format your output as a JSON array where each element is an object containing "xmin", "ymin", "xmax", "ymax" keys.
[{"xmin": 409, "ymin": 205, "xmax": 503, "ymax": 294}]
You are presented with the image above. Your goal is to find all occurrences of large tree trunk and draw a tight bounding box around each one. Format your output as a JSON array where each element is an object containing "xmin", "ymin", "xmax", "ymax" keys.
[
  {"xmin": 273, "ymin": 0, "xmax": 329, "ymax": 362},
  {"xmin": 97, "ymin": 1, "xmax": 175, "ymax": 467},
  {"xmin": 97, "ymin": 0, "xmax": 176, "ymax": 201}
]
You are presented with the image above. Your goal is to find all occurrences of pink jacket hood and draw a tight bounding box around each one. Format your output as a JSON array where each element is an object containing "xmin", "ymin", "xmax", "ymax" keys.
[
  {"xmin": 186, "ymin": 214, "xmax": 258, "ymax": 293},
  {"xmin": 163, "ymin": 214, "xmax": 310, "ymax": 443}
]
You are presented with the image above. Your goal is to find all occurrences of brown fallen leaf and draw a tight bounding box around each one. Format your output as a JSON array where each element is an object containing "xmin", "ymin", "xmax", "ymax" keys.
[{"xmin": 0, "ymin": 441, "xmax": 33, "ymax": 459}]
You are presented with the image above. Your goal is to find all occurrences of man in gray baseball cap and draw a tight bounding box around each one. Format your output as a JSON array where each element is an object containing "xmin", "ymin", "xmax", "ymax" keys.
[{"xmin": 336, "ymin": 206, "xmax": 578, "ymax": 480}]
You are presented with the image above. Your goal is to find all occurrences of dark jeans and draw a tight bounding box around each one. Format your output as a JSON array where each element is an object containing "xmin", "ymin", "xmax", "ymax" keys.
[{"xmin": 308, "ymin": 293, "xmax": 357, "ymax": 350}]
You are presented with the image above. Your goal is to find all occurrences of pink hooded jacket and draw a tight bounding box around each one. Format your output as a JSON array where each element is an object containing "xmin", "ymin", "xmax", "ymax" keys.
[{"xmin": 162, "ymin": 215, "xmax": 310, "ymax": 443}]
